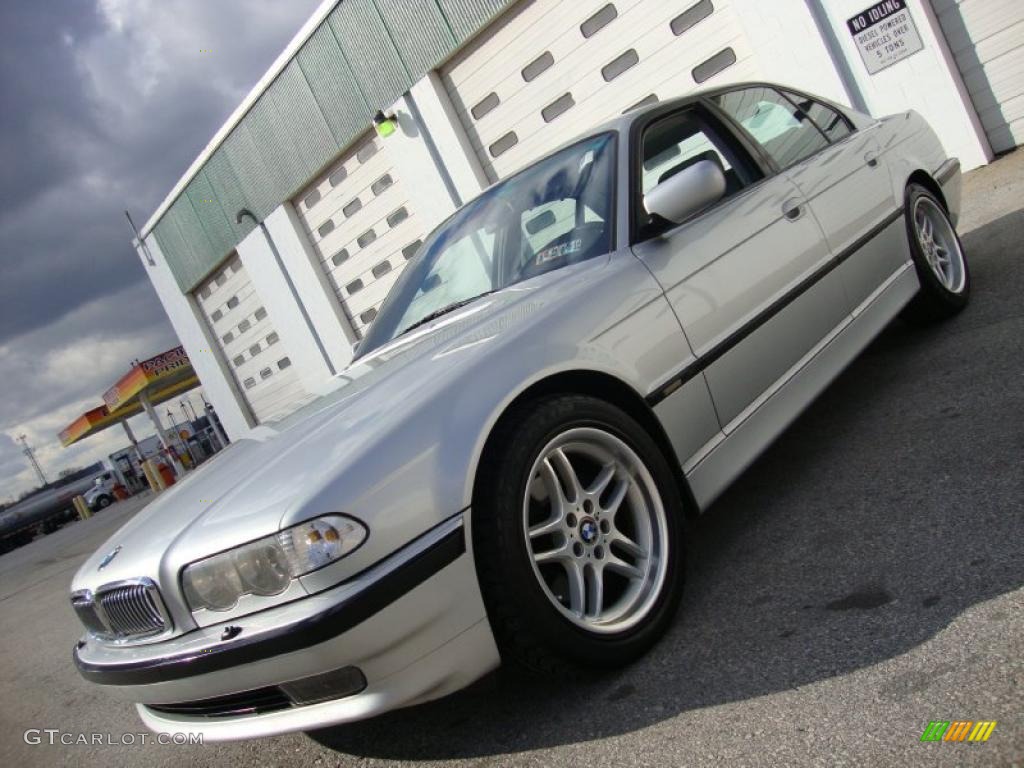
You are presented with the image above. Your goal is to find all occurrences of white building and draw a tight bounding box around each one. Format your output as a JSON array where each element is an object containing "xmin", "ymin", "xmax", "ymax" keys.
[{"xmin": 135, "ymin": 0, "xmax": 1022, "ymax": 439}]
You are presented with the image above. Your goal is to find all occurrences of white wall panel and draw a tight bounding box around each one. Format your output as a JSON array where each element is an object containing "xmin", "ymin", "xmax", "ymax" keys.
[
  {"xmin": 442, "ymin": 0, "xmax": 757, "ymax": 181},
  {"xmin": 194, "ymin": 257, "xmax": 314, "ymax": 424},
  {"xmin": 934, "ymin": 0, "xmax": 1024, "ymax": 152},
  {"xmin": 294, "ymin": 133, "xmax": 425, "ymax": 337}
]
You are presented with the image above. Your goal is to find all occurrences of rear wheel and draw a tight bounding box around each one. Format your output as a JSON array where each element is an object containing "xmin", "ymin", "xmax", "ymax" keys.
[
  {"xmin": 902, "ymin": 183, "xmax": 969, "ymax": 322},
  {"xmin": 96, "ymin": 495, "xmax": 112, "ymax": 509},
  {"xmin": 472, "ymin": 395, "xmax": 684, "ymax": 674}
]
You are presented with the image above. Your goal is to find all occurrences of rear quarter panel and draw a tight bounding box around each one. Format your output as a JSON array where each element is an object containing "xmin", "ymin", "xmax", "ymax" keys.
[{"xmin": 875, "ymin": 111, "xmax": 954, "ymax": 213}]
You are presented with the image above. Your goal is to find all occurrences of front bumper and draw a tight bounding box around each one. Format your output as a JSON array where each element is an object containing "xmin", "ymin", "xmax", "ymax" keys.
[{"xmin": 74, "ymin": 512, "xmax": 500, "ymax": 740}]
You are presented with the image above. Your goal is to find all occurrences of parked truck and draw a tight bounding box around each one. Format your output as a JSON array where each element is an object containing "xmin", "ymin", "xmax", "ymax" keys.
[{"xmin": 0, "ymin": 463, "xmax": 106, "ymax": 554}]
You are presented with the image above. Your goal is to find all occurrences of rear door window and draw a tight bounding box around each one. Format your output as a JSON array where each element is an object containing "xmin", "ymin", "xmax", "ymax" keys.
[{"xmin": 712, "ymin": 87, "xmax": 830, "ymax": 169}]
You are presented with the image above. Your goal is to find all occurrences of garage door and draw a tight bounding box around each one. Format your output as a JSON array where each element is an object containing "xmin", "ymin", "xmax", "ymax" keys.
[
  {"xmin": 195, "ymin": 256, "xmax": 314, "ymax": 424},
  {"xmin": 294, "ymin": 132, "xmax": 424, "ymax": 339},
  {"xmin": 441, "ymin": 0, "xmax": 757, "ymax": 182},
  {"xmin": 935, "ymin": 0, "xmax": 1024, "ymax": 153}
]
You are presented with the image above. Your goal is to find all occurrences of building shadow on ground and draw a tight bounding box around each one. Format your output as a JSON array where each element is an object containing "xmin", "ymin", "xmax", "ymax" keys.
[{"xmin": 309, "ymin": 209, "xmax": 1024, "ymax": 760}]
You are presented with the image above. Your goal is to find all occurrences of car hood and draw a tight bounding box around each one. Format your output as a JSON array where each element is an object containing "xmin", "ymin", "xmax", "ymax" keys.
[{"xmin": 71, "ymin": 256, "xmax": 617, "ymax": 596}]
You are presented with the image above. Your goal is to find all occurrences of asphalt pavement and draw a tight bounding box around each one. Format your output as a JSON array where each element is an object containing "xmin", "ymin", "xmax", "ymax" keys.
[{"xmin": 1, "ymin": 150, "xmax": 1021, "ymax": 767}]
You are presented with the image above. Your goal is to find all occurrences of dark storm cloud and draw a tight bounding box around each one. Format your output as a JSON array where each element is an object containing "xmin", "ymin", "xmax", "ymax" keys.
[{"xmin": 0, "ymin": 0, "xmax": 323, "ymax": 499}]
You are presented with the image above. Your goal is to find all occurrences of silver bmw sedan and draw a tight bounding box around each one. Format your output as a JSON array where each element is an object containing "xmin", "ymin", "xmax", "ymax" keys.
[{"xmin": 71, "ymin": 82, "xmax": 966, "ymax": 741}]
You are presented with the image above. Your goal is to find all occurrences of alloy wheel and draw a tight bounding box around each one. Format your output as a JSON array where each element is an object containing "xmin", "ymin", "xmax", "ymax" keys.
[
  {"xmin": 914, "ymin": 197, "xmax": 966, "ymax": 294},
  {"xmin": 522, "ymin": 427, "xmax": 669, "ymax": 633}
]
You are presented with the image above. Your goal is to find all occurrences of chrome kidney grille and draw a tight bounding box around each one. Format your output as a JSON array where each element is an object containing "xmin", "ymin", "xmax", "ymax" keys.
[{"xmin": 71, "ymin": 579, "xmax": 171, "ymax": 642}]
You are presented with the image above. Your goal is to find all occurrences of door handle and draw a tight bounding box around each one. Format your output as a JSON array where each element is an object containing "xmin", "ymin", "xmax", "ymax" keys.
[
  {"xmin": 782, "ymin": 198, "xmax": 804, "ymax": 222},
  {"xmin": 865, "ymin": 151, "xmax": 879, "ymax": 168}
]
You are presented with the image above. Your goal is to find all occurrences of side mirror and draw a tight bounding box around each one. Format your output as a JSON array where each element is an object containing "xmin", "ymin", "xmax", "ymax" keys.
[{"xmin": 643, "ymin": 159, "xmax": 727, "ymax": 225}]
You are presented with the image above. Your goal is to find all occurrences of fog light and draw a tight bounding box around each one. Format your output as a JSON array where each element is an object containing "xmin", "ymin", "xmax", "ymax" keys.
[{"xmin": 279, "ymin": 666, "xmax": 367, "ymax": 706}]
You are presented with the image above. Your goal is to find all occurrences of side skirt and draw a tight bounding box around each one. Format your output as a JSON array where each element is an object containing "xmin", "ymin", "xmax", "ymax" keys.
[{"xmin": 685, "ymin": 261, "xmax": 919, "ymax": 510}]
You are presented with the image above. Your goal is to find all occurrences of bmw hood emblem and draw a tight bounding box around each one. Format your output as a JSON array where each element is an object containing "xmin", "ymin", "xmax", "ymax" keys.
[{"xmin": 98, "ymin": 545, "xmax": 122, "ymax": 571}]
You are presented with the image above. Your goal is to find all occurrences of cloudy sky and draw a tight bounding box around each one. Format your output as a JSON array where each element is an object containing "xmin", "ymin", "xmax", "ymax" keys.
[{"xmin": 0, "ymin": 0, "xmax": 322, "ymax": 503}]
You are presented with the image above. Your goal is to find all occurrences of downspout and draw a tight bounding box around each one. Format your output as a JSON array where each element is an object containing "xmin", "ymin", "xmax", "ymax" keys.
[{"xmin": 805, "ymin": 0, "xmax": 870, "ymax": 114}]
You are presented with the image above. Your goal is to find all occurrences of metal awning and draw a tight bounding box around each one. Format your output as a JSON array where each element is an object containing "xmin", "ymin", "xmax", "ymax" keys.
[{"xmin": 59, "ymin": 347, "xmax": 199, "ymax": 447}]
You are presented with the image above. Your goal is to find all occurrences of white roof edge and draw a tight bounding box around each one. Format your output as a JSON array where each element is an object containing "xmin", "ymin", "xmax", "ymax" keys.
[{"xmin": 141, "ymin": 0, "xmax": 342, "ymax": 238}]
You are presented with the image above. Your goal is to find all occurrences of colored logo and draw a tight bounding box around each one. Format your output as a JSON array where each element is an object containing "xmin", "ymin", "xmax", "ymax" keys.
[
  {"xmin": 579, "ymin": 518, "xmax": 598, "ymax": 544},
  {"xmin": 920, "ymin": 721, "xmax": 997, "ymax": 743}
]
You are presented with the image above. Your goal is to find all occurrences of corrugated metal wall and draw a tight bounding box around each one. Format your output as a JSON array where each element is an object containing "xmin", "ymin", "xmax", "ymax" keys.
[{"xmin": 152, "ymin": 0, "xmax": 513, "ymax": 293}]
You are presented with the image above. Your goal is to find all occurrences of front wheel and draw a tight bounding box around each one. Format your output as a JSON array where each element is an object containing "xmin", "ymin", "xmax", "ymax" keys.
[
  {"xmin": 902, "ymin": 183, "xmax": 970, "ymax": 323},
  {"xmin": 472, "ymin": 395, "xmax": 685, "ymax": 674}
]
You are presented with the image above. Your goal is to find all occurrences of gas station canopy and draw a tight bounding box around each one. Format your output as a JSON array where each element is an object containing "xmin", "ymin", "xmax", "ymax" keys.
[{"xmin": 59, "ymin": 347, "xmax": 199, "ymax": 447}]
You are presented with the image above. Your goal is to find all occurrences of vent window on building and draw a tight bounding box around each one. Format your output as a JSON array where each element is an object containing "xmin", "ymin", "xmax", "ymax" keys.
[
  {"xmin": 693, "ymin": 47, "xmax": 735, "ymax": 83},
  {"xmin": 671, "ymin": 0, "xmax": 714, "ymax": 37},
  {"xmin": 522, "ymin": 52, "xmax": 553, "ymax": 82},
  {"xmin": 387, "ymin": 207, "xmax": 409, "ymax": 228},
  {"xmin": 328, "ymin": 166, "xmax": 347, "ymax": 187},
  {"xmin": 489, "ymin": 131, "xmax": 518, "ymax": 158},
  {"xmin": 471, "ymin": 92, "xmax": 500, "ymax": 121},
  {"xmin": 402, "ymin": 240, "xmax": 422, "ymax": 260},
  {"xmin": 542, "ymin": 93, "xmax": 575, "ymax": 123},
  {"xmin": 342, "ymin": 198, "xmax": 362, "ymax": 218},
  {"xmin": 603, "ymin": 49, "xmax": 638, "ymax": 82},
  {"xmin": 357, "ymin": 229, "xmax": 377, "ymax": 248},
  {"xmin": 581, "ymin": 4, "xmax": 617, "ymax": 38},
  {"xmin": 357, "ymin": 141, "xmax": 378, "ymax": 164}
]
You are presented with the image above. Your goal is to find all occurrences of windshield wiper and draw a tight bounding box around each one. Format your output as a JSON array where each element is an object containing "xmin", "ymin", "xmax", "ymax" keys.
[{"xmin": 398, "ymin": 290, "xmax": 499, "ymax": 338}]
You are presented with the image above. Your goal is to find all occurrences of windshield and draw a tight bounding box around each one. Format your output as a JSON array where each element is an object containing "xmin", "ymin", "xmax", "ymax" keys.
[{"xmin": 357, "ymin": 132, "xmax": 616, "ymax": 358}]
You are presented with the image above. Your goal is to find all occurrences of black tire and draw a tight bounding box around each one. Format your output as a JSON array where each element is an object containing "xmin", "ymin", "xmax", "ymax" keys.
[
  {"xmin": 902, "ymin": 183, "xmax": 970, "ymax": 323},
  {"xmin": 471, "ymin": 394, "xmax": 685, "ymax": 675},
  {"xmin": 97, "ymin": 495, "xmax": 112, "ymax": 509}
]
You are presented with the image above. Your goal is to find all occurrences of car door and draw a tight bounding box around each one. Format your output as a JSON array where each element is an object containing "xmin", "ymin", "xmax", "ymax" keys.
[
  {"xmin": 710, "ymin": 86, "xmax": 900, "ymax": 311},
  {"xmin": 631, "ymin": 103, "xmax": 850, "ymax": 431}
]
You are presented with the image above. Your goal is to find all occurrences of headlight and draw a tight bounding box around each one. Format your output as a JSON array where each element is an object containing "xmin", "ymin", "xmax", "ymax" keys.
[{"xmin": 182, "ymin": 515, "xmax": 367, "ymax": 613}]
